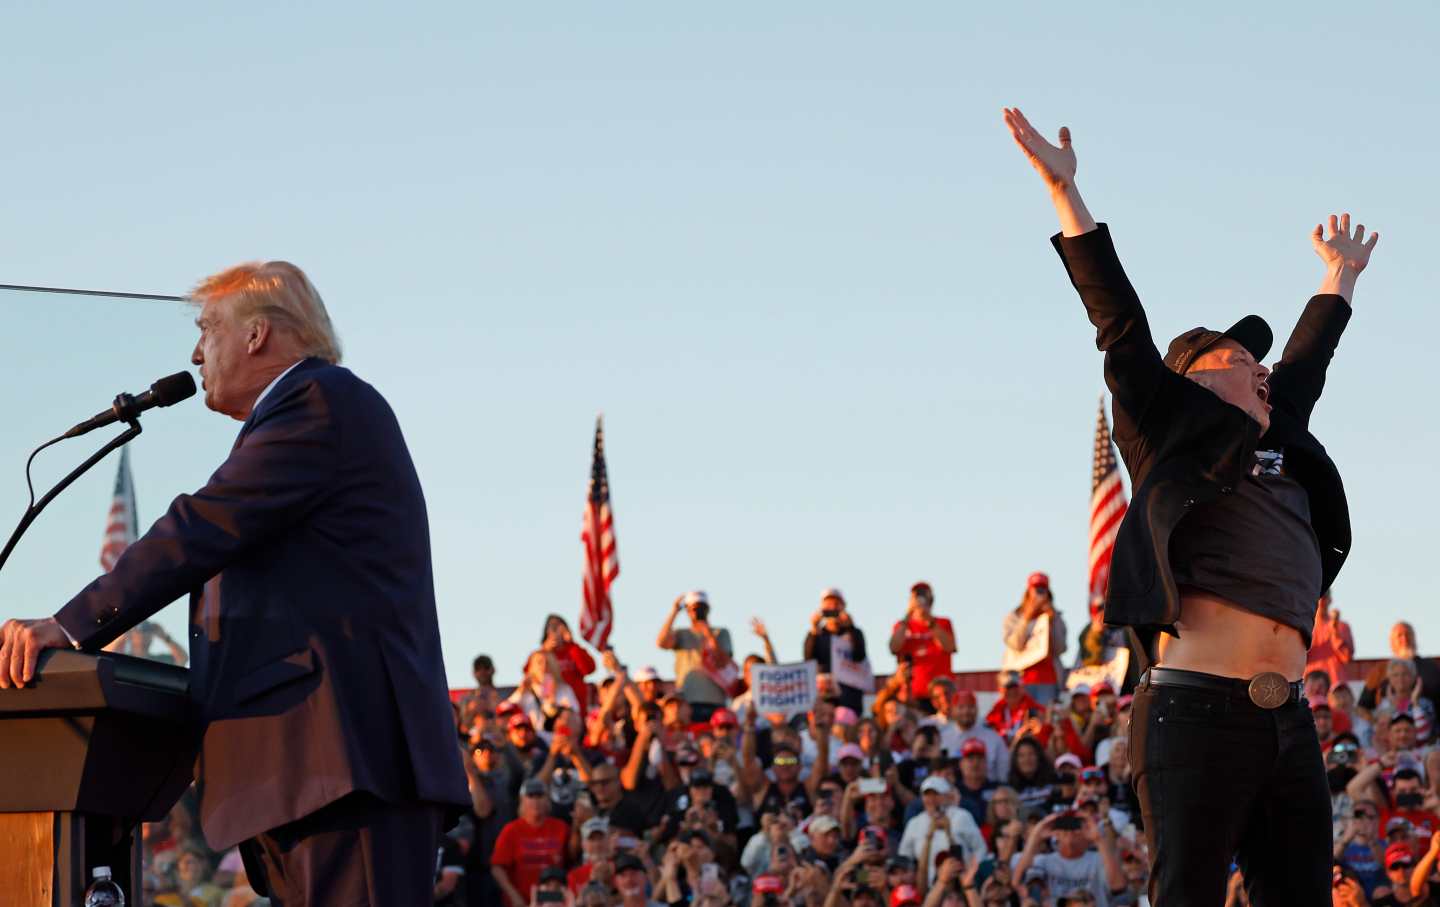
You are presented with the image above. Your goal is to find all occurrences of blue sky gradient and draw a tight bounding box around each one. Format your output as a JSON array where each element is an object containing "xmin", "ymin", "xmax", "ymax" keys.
[{"xmin": 2, "ymin": 5, "xmax": 1437, "ymax": 686}]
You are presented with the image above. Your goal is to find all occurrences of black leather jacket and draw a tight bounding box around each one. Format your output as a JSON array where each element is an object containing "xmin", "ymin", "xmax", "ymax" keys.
[{"xmin": 1051, "ymin": 225, "xmax": 1352, "ymax": 658}]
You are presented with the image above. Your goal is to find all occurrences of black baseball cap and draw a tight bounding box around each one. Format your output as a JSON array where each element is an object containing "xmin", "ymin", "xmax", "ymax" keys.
[
  {"xmin": 1163, "ymin": 315, "xmax": 1272, "ymax": 375},
  {"xmin": 615, "ymin": 853, "xmax": 646, "ymax": 873}
]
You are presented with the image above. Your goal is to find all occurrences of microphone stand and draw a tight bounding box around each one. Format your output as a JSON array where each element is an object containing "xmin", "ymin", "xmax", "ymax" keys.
[{"xmin": 0, "ymin": 418, "xmax": 142, "ymax": 575}]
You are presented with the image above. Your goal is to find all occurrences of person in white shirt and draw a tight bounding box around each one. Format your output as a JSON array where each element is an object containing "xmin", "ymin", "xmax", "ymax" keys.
[
  {"xmin": 1012, "ymin": 810, "xmax": 1124, "ymax": 907},
  {"xmin": 921, "ymin": 683, "xmax": 1010, "ymax": 782},
  {"xmin": 897, "ymin": 776, "xmax": 987, "ymax": 887}
]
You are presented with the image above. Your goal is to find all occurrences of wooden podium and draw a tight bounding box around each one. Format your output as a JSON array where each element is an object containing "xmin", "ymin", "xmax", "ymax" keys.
[{"xmin": 0, "ymin": 650, "xmax": 195, "ymax": 906}]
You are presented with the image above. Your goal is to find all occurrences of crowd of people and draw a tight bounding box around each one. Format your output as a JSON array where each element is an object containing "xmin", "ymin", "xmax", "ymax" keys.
[{"xmin": 133, "ymin": 581, "xmax": 1440, "ymax": 907}]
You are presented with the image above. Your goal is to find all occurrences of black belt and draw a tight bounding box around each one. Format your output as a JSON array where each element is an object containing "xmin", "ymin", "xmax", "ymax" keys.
[{"xmin": 1140, "ymin": 667, "xmax": 1303, "ymax": 709}]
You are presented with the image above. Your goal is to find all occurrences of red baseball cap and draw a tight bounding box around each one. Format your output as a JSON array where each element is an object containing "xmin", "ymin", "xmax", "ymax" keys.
[
  {"xmin": 507, "ymin": 713, "xmax": 532, "ymax": 731},
  {"xmin": 709, "ymin": 708, "xmax": 738, "ymax": 729},
  {"xmin": 1089, "ymin": 683, "xmax": 1115, "ymax": 701},
  {"xmin": 496, "ymin": 701, "xmax": 521, "ymax": 717},
  {"xmin": 1027, "ymin": 572, "xmax": 1050, "ymax": 589},
  {"xmin": 1386, "ymin": 842, "xmax": 1416, "ymax": 870},
  {"xmin": 753, "ymin": 875, "xmax": 786, "ymax": 894},
  {"xmin": 960, "ymin": 738, "xmax": 987, "ymax": 758},
  {"xmin": 890, "ymin": 884, "xmax": 921, "ymax": 907}
]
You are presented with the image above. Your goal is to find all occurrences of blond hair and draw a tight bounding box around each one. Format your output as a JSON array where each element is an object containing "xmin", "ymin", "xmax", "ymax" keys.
[{"xmin": 190, "ymin": 261, "xmax": 342, "ymax": 364}]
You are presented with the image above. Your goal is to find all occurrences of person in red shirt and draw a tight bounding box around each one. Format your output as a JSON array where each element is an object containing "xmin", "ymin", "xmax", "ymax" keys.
[
  {"xmin": 567, "ymin": 818, "xmax": 614, "ymax": 895},
  {"xmin": 1000, "ymin": 572, "xmax": 1069, "ymax": 704},
  {"xmin": 986, "ymin": 672, "xmax": 1043, "ymax": 742},
  {"xmin": 888, "ymin": 582, "xmax": 956, "ymax": 706},
  {"xmin": 1304, "ymin": 589, "xmax": 1355, "ymax": 689},
  {"xmin": 492, "ymin": 778, "xmax": 571, "ymax": 907},
  {"xmin": 542, "ymin": 614, "xmax": 597, "ymax": 714}
]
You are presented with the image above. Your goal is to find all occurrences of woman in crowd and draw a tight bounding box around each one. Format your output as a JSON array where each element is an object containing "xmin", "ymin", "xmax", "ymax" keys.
[
  {"xmin": 1006, "ymin": 736, "xmax": 1057, "ymax": 813},
  {"xmin": 541, "ymin": 614, "xmax": 597, "ymax": 713},
  {"xmin": 980, "ymin": 786, "xmax": 1023, "ymax": 854},
  {"xmin": 1375, "ymin": 657, "xmax": 1437, "ymax": 745},
  {"xmin": 508, "ymin": 648, "xmax": 581, "ymax": 739},
  {"xmin": 999, "ymin": 572, "xmax": 1068, "ymax": 704}
]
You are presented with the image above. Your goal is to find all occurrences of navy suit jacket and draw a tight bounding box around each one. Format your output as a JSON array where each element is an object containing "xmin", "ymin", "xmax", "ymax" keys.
[{"xmin": 55, "ymin": 358, "xmax": 468, "ymax": 849}]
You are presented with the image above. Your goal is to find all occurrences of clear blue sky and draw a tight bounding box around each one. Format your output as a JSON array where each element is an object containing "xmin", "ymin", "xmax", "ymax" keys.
[{"xmin": 2, "ymin": 5, "xmax": 1436, "ymax": 688}]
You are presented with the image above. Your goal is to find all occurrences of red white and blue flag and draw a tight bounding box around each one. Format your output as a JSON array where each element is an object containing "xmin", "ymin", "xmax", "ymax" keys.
[
  {"xmin": 579, "ymin": 417, "xmax": 619, "ymax": 650},
  {"xmin": 99, "ymin": 445, "xmax": 139, "ymax": 572},
  {"xmin": 1089, "ymin": 397, "xmax": 1127, "ymax": 612}
]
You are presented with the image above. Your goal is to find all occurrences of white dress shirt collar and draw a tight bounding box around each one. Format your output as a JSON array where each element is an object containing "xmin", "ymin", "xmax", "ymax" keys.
[{"xmin": 251, "ymin": 359, "xmax": 306, "ymax": 414}]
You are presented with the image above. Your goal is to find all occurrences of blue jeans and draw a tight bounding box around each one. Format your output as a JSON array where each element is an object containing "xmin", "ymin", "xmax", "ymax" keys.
[{"xmin": 1131, "ymin": 672, "xmax": 1331, "ymax": 906}]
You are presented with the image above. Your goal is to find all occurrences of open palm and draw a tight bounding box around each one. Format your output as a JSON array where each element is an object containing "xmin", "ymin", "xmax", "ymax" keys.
[
  {"xmin": 1312, "ymin": 213, "xmax": 1378, "ymax": 273},
  {"xmin": 1003, "ymin": 107, "xmax": 1076, "ymax": 191}
]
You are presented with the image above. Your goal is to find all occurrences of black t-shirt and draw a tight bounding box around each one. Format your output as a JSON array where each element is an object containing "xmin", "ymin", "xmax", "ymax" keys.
[
  {"xmin": 597, "ymin": 783, "xmax": 665, "ymax": 836},
  {"xmin": 1169, "ymin": 451, "xmax": 1322, "ymax": 647},
  {"xmin": 664, "ymin": 784, "xmax": 740, "ymax": 837},
  {"xmin": 757, "ymin": 782, "xmax": 812, "ymax": 822}
]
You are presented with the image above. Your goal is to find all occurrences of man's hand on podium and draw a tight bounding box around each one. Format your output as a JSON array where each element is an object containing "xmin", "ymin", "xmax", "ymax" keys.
[{"xmin": 0, "ymin": 617, "xmax": 70, "ymax": 689}]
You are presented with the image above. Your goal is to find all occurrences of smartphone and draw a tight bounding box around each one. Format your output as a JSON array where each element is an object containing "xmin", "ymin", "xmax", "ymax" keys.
[
  {"xmin": 701, "ymin": 863, "xmax": 721, "ymax": 886},
  {"xmin": 538, "ymin": 892, "xmax": 565, "ymax": 904},
  {"xmin": 858, "ymin": 777, "xmax": 887, "ymax": 796}
]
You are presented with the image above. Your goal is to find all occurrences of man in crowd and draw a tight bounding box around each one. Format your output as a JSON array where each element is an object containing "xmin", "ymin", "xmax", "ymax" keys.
[
  {"xmin": 459, "ymin": 654, "xmax": 502, "ymax": 728},
  {"xmin": 1013, "ymin": 811, "xmax": 1124, "ymax": 907},
  {"xmin": 1335, "ymin": 801, "xmax": 1387, "ymax": 901},
  {"xmin": 490, "ymin": 778, "xmax": 569, "ymax": 907},
  {"xmin": 565, "ymin": 818, "xmax": 613, "ymax": 895},
  {"xmin": 0, "ymin": 260, "xmax": 469, "ymax": 903},
  {"xmin": 1305, "ymin": 590, "xmax": 1355, "ymax": 689},
  {"xmin": 954, "ymin": 739, "xmax": 998, "ymax": 828},
  {"xmin": 804, "ymin": 588, "xmax": 870, "ymax": 713},
  {"xmin": 613, "ymin": 853, "xmax": 663, "ymax": 907},
  {"xmin": 586, "ymin": 742, "xmax": 662, "ymax": 838},
  {"xmin": 986, "ymin": 671, "xmax": 1042, "ymax": 743},
  {"xmin": 896, "ymin": 777, "xmax": 986, "ymax": 887},
  {"xmin": 468, "ymin": 738, "xmax": 520, "ymax": 906},
  {"xmin": 657, "ymin": 591, "xmax": 735, "ymax": 721},
  {"xmin": 889, "ymin": 582, "xmax": 956, "ymax": 708},
  {"xmin": 923, "ymin": 686, "xmax": 1008, "ymax": 782},
  {"xmin": 1005, "ymin": 105, "xmax": 1376, "ymax": 903}
]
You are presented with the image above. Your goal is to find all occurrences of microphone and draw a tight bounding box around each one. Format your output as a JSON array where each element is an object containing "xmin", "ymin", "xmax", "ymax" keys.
[{"xmin": 62, "ymin": 372, "xmax": 197, "ymax": 439}]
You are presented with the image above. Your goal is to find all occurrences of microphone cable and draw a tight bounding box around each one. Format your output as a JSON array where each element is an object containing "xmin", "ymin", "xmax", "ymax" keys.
[{"xmin": 0, "ymin": 282, "xmax": 185, "ymax": 302}]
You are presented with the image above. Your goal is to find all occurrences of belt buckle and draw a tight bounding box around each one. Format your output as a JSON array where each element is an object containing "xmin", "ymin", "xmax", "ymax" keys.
[{"xmin": 1247, "ymin": 672, "xmax": 1290, "ymax": 709}]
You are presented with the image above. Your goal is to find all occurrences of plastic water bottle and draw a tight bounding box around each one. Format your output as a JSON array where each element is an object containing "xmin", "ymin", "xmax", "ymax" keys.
[{"xmin": 83, "ymin": 866, "xmax": 125, "ymax": 906}]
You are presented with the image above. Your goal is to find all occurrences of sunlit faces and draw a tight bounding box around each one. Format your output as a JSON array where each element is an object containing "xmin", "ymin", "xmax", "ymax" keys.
[{"xmin": 1183, "ymin": 340, "xmax": 1271, "ymax": 432}]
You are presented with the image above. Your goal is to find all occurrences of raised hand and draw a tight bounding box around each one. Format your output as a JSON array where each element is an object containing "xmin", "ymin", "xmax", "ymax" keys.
[
  {"xmin": 1003, "ymin": 107, "xmax": 1077, "ymax": 193},
  {"xmin": 751, "ymin": 617, "xmax": 770, "ymax": 639},
  {"xmin": 1312, "ymin": 213, "xmax": 1379, "ymax": 274}
]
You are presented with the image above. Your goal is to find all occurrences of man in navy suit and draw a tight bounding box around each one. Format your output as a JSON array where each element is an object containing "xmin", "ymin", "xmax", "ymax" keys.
[{"xmin": 0, "ymin": 261, "xmax": 469, "ymax": 905}]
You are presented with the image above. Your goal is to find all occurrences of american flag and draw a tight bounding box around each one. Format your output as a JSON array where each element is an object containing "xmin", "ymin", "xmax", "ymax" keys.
[
  {"xmin": 99, "ymin": 445, "xmax": 139, "ymax": 572},
  {"xmin": 1089, "ymin": 397, "xmax": 1127, "ymax": 612},
  {"xmin": 579, "ymin": 416, "xmax": 619, "ymax": 650}
]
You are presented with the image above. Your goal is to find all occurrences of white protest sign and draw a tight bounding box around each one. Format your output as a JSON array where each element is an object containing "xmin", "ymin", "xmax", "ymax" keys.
[
  {"xmin": 1000, "ymin": 613, "xmax": 1050, "ymax": 673},
  {"xmin": 753, "ymin": 661, "xmax": 818, "ymax": 716},
  {"xmin": 830, "ymin": 636, "xmax": 875, "ymax": 694},
  {"xmin": 1065, "ymin": 646, "xmax": 1130, "ymax": 694}
]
